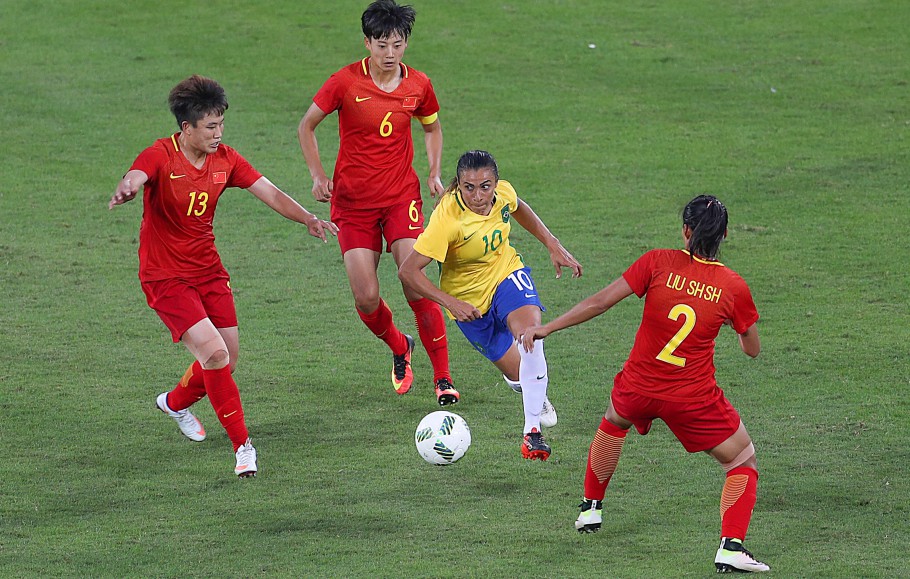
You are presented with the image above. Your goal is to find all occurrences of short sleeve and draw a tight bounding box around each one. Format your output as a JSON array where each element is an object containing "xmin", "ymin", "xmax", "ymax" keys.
[
  {"xmin": 414, "ymin": 78, "xmax": 440, "ymax": 119},
  {"xmin": 225, "ymin": 148, "xmax": 262, "ymax": 189},
  {"xmin": 313, "ymin": 72, "xmax": 344, "ymax": 115},
  {"xmin": 622, "ymin": 251, "xmax": 656, "ymax": 298},
  {"xmin": 413, "ymin": 202, "xmax": 457, "ymax": 262},
  {"xmin": 730, "ymin": 277, "xmax": 760, "ymax": 334},
  {"xmin": 130, "ymin": 145, "xmax": 167, "ymax": 183}
]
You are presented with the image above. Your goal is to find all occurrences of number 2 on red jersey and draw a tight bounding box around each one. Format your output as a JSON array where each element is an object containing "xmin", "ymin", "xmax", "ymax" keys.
[{"xmin": 656, "ymin": 303, "xmax": 696, "ymax": 367}]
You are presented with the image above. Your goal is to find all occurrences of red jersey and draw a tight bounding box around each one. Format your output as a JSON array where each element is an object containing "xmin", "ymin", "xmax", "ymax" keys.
[
  {"xmin": 619, "ymin": 249, "xmax": 759, "ymax": 403},
  {"xmin": 313, "ymin": 58, "xmax": 440, "ymax": 210},
  {"xmin": 131, "ymin": 134, "xmax": 262, "ymax": 282}
]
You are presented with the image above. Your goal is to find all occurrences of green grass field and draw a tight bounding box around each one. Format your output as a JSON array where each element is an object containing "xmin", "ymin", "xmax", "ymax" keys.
[{"xmin": 2, "ymin": 0, "xmax": 908, "ymax": 576}]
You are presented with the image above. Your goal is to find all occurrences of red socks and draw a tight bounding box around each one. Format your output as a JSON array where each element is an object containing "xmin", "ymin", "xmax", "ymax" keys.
[
  {"xmin": 166, "ymin": 361, "xmax": 207, "ymax": 411},
  {"xmin": 720, "ymin": 466, "xmax": 758, "ymax": 540},
  {"xmin": 583, "ymin": 417, "xmax": 628, "ymax": 501},
  {"xmin": 358, "ymin": 299, "xmax": 408, "ymax": 355},
  {"xmin": 408, "ymin": 298, "xmax": 450, "ymax": 382},
  {"xmin": 202, "ymin": 366, "xmax": 248, "ymax": 451}
]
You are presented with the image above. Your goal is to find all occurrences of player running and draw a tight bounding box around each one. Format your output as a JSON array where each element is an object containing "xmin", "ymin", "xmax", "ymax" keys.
[
  {"xmin": 298, "ymin": 0, "xmax": 455, "ymax": 405},
  {"xmin": 109, "ymin": 75, "xmax": 337, "ymax": 478},
  {"xmin": 399, "ymin": 150, "xmax": 582, "ymax": 460},
  {"xmin": 521, "ymin": 195, "xmax": 770, "ymax": 572}
]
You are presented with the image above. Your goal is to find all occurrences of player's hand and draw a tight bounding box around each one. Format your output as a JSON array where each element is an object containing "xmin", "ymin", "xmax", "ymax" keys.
[
  {"xmin": 520, "ymin": 326, "xmax": 548, "ymax": 351},
  {"xmin": 446, "ymin": 298, "xmax": 482, "ymax": 322},
  {"xmin": 428, "ymin": 175, "xmax": 445, "ymax": 198},
  {"xmin": 549, "ymin": 241, "xmax": 583, "ymax": 279},
  {"xmin": 305, "ymin": 215, "xmax": 339, "ymax": 243},
  {"xmin": 109, "ymin": 177, "xmax": 138, "ymax": 209},
  {"xmin": 311, "ymin": 176, "xmax": 333, "ymax": 203}
]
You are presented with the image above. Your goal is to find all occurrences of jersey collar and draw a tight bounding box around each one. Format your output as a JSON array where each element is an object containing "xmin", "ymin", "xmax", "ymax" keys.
[{"xmin": 682, "ymin": 249, "xmax": 724, "ymax": 266}]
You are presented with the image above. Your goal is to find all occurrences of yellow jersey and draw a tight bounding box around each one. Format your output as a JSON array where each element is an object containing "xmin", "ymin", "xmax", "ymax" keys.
[{"xmin": 413, "ymin": 180, "xmax": 525, "ymax": 318}]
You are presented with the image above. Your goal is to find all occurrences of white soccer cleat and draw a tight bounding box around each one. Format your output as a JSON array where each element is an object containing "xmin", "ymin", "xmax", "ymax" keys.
[
  {"xmin": 714, "ymin": 538, "xmax": 770, "ymax": 573},
  {"xmin": 156, "ymin": 392, "xmax": 206, "ymax": 442},
  {"xmin": 234, "ymin": 438, "xmax": 258, "ymax": 478},
  {"xmin": 502, "ymin": 374, "xmax": 522, "ymax": 393},
  {"xmin": 575, "ymin": 499, "xmax": 603, "ymax": 533},
  {"xmin": 540, "ymin": 397, "xmax": 558, "ymax": 428}
]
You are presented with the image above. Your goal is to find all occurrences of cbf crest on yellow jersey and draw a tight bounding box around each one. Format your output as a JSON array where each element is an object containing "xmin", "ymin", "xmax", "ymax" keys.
[{"xmin": 413, "ymin": 180, "xmax": 525, "ymax": 318}]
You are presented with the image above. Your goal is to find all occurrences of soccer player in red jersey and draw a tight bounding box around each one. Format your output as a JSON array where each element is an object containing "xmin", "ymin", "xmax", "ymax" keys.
[
  {"xmin": 521, "ymin": 196, "xmax": 770, "ymax": 573},
  {"xmin": 298, "ymin": 0, "xmax": 455, "ymax": 405},
  {"xmin": 109, "ymin": 75, "xmax": 337, "ymax": 478}
]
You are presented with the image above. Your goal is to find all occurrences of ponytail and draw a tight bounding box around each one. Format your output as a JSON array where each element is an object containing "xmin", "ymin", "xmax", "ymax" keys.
[{"xmin": 682, "ymin": 195, "xmax": 728, "ymax": 260}]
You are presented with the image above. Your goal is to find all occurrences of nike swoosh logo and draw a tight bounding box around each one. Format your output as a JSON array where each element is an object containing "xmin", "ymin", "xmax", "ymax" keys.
[
  {"xmin": 355, "ymin": 96, "xmax": 371, "ymax": 102},
  {"xmin": 169, "ymin": 173, "xmax": 186, "ymax": 179},
  {"xmin": 223, "ymin": 410, "xmax": 238, "ymax": 418},
  {"xmin": 536, "ymin": 375, "xmax": 546, "ymax": 380},
  {"xmin": 524, "ymin": 293, "xmax": 537, "ymax": 298},
  {"xmin": 433, "ymin": 335, "xmax": 445, "ymax": 342},
  {"xmin": 463, "ymin": 232, "xmax": 477, "ymax": 241},
  {"xmin": 408, "ymin": 225, "xmax": 421, "ymax": 230}
]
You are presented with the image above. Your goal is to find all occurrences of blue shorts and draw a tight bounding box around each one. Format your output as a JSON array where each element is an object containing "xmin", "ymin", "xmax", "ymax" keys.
[{"xmin": 455, "ymin": 267, "xmax": 545, "ymax": 362}]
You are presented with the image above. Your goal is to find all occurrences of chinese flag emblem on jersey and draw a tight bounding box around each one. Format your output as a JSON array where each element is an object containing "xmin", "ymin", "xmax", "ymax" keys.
[
  {"xmin": 213, "ymin": 171, "xmax": 227, "ymax": 184},
  {"xmin": 402, "ymin": 97, "xmax": 418, "ymax": 109}
]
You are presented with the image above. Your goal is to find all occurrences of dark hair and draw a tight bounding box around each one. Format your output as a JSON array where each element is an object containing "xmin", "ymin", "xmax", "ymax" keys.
[
  {"xmin": 682, "ymin": 195, "xmax": 728, "ymax": 260},
  {"xmin": 361, "ymin": 0, "xmax": 415, "ymax": 41},
  {"xmin": 445, "ymin": 150, "xmax": 500, "ymax": 194},
  {"xmin": 168, "ymin": 75, "xmax": 229, "ymax": 129}
]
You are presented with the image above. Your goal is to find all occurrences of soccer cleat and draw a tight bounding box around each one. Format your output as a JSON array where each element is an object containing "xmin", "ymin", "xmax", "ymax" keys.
[
  {"xmin": 714, "ymin": 538, "xmax": 770, "ymax": 573},
  {"xmin": 540, "ymin": 397, "xmax": 558, "ymax": 428},
  {"xmin": 234, "ymin": 438, "xmax": 258, "ymax": 478},
  {"xmin": 575, "ymin": 499, "xmax": 603, "ymax": 533},
  {"xmin": 435, "ymin": 377, "xmax": 460, "ymax": 406},
  {"xmin": 521, "ymin": 427, "xmax": 551, "ymax": 460},
  {"xmin": 503, "ymin": 374, "xmax": 522, "ymax": 393},
  {"xmin": 155, "ymin": 392, "xmax": 206, "ymax": 442},
  {"xmin": 392, "ymin": 334, "xmax": 415, "ymax": 394}
]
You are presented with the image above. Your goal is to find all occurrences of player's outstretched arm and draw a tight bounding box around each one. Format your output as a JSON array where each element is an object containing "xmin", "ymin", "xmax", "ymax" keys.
[
  {"xmin": 298, "ymin": 103, "xmax": 333, "ymax": 203},
  {"xmin": 247, "ymin": 176, "xmax": 338, "ymax": 242},
  {"xmin": 511, "ymin": 200, "xmax": 582, "ymax": 279},
  {"xmin": 520, "ymin": 276, "xmax": 634, "ymax": 351},
  {"xmin": 109, "ymin": 170, "xmax": 148, "ymax": 209},
  {"xmin": 398, "ymin": 249, "xmax": 481, "ymax": 322}
]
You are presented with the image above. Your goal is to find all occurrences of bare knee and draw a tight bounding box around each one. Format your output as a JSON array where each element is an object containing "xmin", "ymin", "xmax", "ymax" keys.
[
  {"xmin": 203, "ymin": 348, "xmax": 230, "ymax": 370},
  {"xmin": 353, "ymin": 292, "xmax": 381, "ymax": 314}
]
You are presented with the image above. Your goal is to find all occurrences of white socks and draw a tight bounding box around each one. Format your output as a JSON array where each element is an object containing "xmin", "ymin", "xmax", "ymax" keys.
[{"xmin": 518, "ymin": 339, "xmax": 548, "ymax": 434}]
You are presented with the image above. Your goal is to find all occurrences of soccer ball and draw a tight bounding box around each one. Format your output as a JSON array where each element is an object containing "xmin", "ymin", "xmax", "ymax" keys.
[{"xmin": 414, "ymin": 411, "xmax": 471, "ymax": 465}]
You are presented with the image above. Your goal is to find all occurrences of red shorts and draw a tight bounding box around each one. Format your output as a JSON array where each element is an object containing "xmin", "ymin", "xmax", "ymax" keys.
[
  {"xmin": 330, "ymin": 197, "xmax": 424, "ymax": 254},
  {"xmin": 141, "ymin": 272, "xmax": 237, "ymax": 342},
  {"xmin": 611, "ymin": 372, "xmax": 741, "ymax": 453}
]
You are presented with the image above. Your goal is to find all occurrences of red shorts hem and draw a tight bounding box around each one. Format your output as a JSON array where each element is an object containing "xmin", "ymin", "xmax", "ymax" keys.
[
  {"xmin": 611, "ymin": 374, "xmax": 740, "ymax": 453},
  {"xmin": 331, "ymin": 197, "xmax": 424, "ymax": 254},
  {"xmin": 141, "ymin": 273, "xmax": 237, "ymax": 342}
]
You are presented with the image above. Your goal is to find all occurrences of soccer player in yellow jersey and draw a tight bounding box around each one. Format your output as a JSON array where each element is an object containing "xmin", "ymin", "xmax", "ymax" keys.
[{"xmin": 399, "ymin": 150, "xmax": 582, "ymax": 460}]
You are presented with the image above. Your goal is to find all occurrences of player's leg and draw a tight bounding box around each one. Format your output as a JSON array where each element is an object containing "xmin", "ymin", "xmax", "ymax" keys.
[
  {"xmin": 505, "ymin": 299, "xmax": 554, "ymax": 460},
  {"xmin": 707, "ymin": 421, "xmax": 769, "ymax": 573},
  {"xmin": 392, "ymin": 240, "xmax": 454, "ymax": 403},
  {"xmin": 164, "ymin": 313, "xmax": 239, "ymax": 413},
  {"xmin": 142, "ymin": 278, "xmax": 208, "ymax": 441},
  {"xmin": 182, "ymin": 320, "xmax": 256, "ymax": 477},
  {"xmin": 666, "ymin": 394, "xmax": 767, "ymax": 572},
  {"xmin": 576, "ymin": 398, "xmax": 634, "ymax": 532},
  {"xmin": 495, "ymin": 351, "xmax": 557, "ymax": 426},
  {"xmin": 388, "ymin": 202, "xmax": 452, "ymax": 400},
  {"xmin": 344, "ymin": 247, "xmax": 413, "ymax": 393}
]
